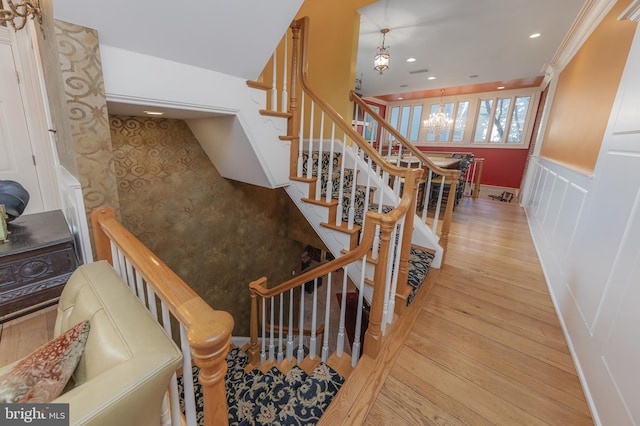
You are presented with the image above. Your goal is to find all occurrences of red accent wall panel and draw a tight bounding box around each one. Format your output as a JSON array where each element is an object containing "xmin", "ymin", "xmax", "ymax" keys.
[{"xmin": 418, "ymin": 147, "xmax": 529, "ymax": 189}]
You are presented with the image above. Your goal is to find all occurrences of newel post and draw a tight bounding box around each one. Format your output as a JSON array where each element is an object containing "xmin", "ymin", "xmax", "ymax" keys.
[
  {"xmin": 248, "ymin": 278, "xmax": 266, "ymax": 364},
  {"xmin": 395, "ymin": 172, "xmax": 420, "ymax": 311},
  {"xmin": 363, "ymin": 219, "xmax": 395, "ymax": 357},
  {"xmin": 90, "ymin": 206, "xmax": 116, "ymax": 265},
  {"xmin": 188, "ymin": 307, "xmax": 234, "ymax": 426},
  {"xmin": 288, "ymin": 21, "xmax": 302, "ymax": 178},
  {"xmin": 439, "ymin": 179, "xmax": 458, "ymax": 265}
]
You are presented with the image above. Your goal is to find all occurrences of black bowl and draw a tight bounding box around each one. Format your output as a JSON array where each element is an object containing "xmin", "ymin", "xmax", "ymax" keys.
[{"xmin": 0, "ymin": 180, "xmax": 30, "ymax": 222}]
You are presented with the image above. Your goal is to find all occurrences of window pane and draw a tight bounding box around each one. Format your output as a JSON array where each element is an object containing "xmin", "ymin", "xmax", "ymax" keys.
[
  {"xmin": 399, "ymin": 106, "xmax": 411, "ymax": 137},
  {"xmin": 453, "ymin": 101, "xmax": 469, "ymax": 142},
  {"xmin": 409, "ymin": 105, "xmax": 422, "ymax": 141},
  {"xmin": 438, "ymin": 102, "xmax": 455, "ymax": 142},
  {"xmin": 508, "ymin": 96, "xmax": 530, "ymax": 143},
  {"xmin": 389, "ymin": 107, "xmax": 399, "ymax": 140},
  {"xmin": 425, "ymin": 103, "xmax": 439, "ymax": 142},
  {"xmin": 474, "ymin": 99, "xmax": 493, "ymax": 142},
  {"xmin": 490, "ymin": 97, "xmax": 511, "ymax": 142}
]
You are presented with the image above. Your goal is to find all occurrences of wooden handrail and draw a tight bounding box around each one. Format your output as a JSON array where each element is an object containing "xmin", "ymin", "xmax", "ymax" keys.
[
  {"xmin": 351, "ymin": 91, "xmax": 464, "ymax": 263},
  {"xmin": 91, "ymin": 207, "xmax": 234, "ymax": 426},
  {"xmin": 293, "ymin": 18, "xmax": 421, "ymax": 182},
  {"xmin": 351, "ymin": 92, "xmax": 461, "ymax": 183},
  {"xmin": 293, "ymin": 16, "xmax": 422, "ymax": 304}
]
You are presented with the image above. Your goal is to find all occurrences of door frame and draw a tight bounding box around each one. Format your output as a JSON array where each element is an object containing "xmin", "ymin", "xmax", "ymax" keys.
[{"xmin": 2, "ymin": 22, "xmax": 61, "ymax": 211}]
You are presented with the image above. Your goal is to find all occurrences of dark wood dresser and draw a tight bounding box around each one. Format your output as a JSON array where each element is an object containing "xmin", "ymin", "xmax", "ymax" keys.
[{"xmin": 0, "ymin": 210, "xmax": 79, "ymax": 321}]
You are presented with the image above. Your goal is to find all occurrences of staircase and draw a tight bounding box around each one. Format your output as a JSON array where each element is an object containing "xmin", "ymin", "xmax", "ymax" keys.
[{"xmin": 170, "ymin": 16, "xmax": 464, "ymax": 426}]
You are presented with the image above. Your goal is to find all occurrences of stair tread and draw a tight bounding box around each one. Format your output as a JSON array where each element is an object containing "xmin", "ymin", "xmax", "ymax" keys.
[
  {"xmin": 326, "ymin": 352, "xmax": 353, "ymax": 379},
  {"xmin": 224, "ymin": 348, "xmax": 345, "ymax": 425}
]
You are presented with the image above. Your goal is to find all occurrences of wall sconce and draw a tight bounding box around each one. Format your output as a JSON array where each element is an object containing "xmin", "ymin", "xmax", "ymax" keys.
[
  {"xmin": 374, "ymin": 28, "xmax": 390, "ymax": 74},
  {"xmin": 0, "ymin": 0, "xmax": 42, "ymax": 31}
]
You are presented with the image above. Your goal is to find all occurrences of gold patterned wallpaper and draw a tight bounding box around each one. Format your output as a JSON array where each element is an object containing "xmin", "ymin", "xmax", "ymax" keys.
[
  {"xmin": 54, "ymin": 20, "xmax": 120, "ymax": 217},
  {"xmin": 109, "ymin": 116, "xmax": 303, "ymax": 335}
]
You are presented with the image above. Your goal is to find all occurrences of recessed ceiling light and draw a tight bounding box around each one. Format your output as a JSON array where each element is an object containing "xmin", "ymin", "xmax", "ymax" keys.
[
  {"xmin": 529, "ymin": 33, "xmax": 541, "ymax": 39},
  {"xmin": 143, "ymin": 110, "xmax": 164, "ymax": 116},
  {"xmin": 398, "ymin": 97, "xmax": 404, "ymax": 100},
  {"xmin": 427, "ymin": 76, "xmax": 436, "ymax": 80},
  {"xmin": 406, "ymin": 57, "xmax": 417, "ymax": 63},
  {"xmin": 497, "ymin": 86, "xmax": 505, "ymax": 90}
]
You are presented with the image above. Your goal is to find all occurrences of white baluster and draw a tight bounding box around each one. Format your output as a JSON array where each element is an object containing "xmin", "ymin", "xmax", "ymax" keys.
[
  {"xmin": 135, "ymin": 271, "xmax": 145, "ymax": 304},
  {"xmin": 315, "ymin": 111, "xmax": 325, "ymax": 200},
  {"xmin": 347, "ymin": 144, "xmax": 359, "ymax": 229},
  {"xmin": 281, "ymin": 35, "xmax": 288, "ymax": 113},
  {"xmin": 387, "ymin": 218, "xmax": 405, "ymax": 327},
  {"xmin": 336, "ymin": 134, "xmax": 347, "ymax": 226},
  {"xmin": 146, "ymin": 285, "xmax": 159, "ymax": 321},
  {"xmin": 351, "ymin": 257, "xmax": 367, "ymax": 367},
  {"xmin": 468, "ymin": 160, "xmax": 477, "ymax": 196},
  {"xmin": 179, "ymin": 325, "xmax": 197, "ymax": 426},
  {"xmin": 297, "ymin": 92, "xmax": 305, "ymax": 177},
  {"xmin": 109, "ymin": 241, "xmax": 119, "ymax": 273},
  {"xmin": 159, "ymin": 303, "xmax": 181, "ymax": 426},
  {"xmin": 422, "ymin": 170, "xmax": 433, "ymax": 223},
  {"xmin": 433, "ymin": 175, "xmax": 445, "ymax": 234},
  {"xmin": 309, "ymin": 278, "xmax": 318, "ymax": 359},
  {"xmin": 306, "ymin": 101, "xmax": 315, "ymax": 180},
  {"xmin": 271, "ymin": 51, "xmax": 277, "ymax": 111},
  {"xmin": 269, "ymin": 297, "xmax": 275, "ymax": 363},
  {"xmin": 360, "ymin": 156, "xmax": 373, "ymax": 243},
  {"xmin": 124, "ymin": 258, "xmax": 135, "ymax": 291},
  {"xmin": 336, "ymin": 265, "xmax": 349, "ymax": 357},
  {"xmin": 321, "ymin": 271, "xmax": 332, "ymax": 362},
  {"xmin": 261, "ymin": 298, "xmax": 266, "ymax": 364},
  {"xmin": 297, "ymin": 287, "xmax": 305, "ymax": 363},
  {"xmin": 278, "ymin": 293, "xmax": 284, "ymax": 363},
  {"xmin": 287, "ymin": 289, "xmax": 294, "ymax": 360},
  {"xmin": 325, "ymin": 123, "xmax": 336, "ymax": 203}
]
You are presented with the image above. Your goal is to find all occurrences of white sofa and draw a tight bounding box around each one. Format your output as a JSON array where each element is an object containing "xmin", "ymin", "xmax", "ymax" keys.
[{"xmin": 1, "ymin": 261, "xmax": 183, "ymax": 425}]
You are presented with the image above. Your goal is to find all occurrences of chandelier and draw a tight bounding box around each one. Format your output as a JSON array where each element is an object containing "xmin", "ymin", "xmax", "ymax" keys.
[
  {"xmin": 423, "ymin": 89, "xmax": 453, "ymax": 135},
  {"xmin": 0, "ymin": 0, "xmax": 41, "ymax": 31},
  {"xmin": 373, "ymin": 28, "xmax": 390, "ymax": 74}
]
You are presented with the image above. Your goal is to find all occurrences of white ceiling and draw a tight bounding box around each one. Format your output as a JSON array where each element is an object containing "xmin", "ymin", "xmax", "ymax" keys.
[
  {"xmin": 51, "ymin": 0, "xmax": 588, "ymax": 112},
  {"xmin": 356, "ymin": 0, "xmax": 588, "ymax": 98},
  {"xmin": 51, "ymin": 0, "xmax": 303, "ymax": 81}
]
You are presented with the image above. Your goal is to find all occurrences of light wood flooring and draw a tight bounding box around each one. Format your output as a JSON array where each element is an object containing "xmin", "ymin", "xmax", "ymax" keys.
[
  {"xmin": 363, "ymin": 197, "xmax": 593, "ymax": 425},
  {"xmin": 0, "ymin": 198, "xmax": 593, "ymax": 425}
]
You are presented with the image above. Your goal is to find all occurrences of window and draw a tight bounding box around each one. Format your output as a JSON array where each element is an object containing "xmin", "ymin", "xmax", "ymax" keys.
[
  {"xmin": 409, "ymin": 106, "xmax": 422, "ymax": 142},
  {"xmin": 508, "ymin": 96, "xmax": 531, "ymax": 143},
  {"xmin": 426, "ymin": 101, "xmax": 467, "ymax": 143},
  {"xmin": 474, "ymin": 95, "xmax": 531, "ymax": 144},
  {"xmin": 453, "ymin": 101, "xmax": 469, "ymax": 142},
  {"xmin": 385, "ymin": 89, "xmax": 538, "ymax": 147}
]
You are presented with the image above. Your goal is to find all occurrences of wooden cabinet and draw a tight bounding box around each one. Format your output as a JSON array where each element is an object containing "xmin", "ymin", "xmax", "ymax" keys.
[{"xmin": 0, "ymin": 210, "xmax": 79, "ymax": 321}]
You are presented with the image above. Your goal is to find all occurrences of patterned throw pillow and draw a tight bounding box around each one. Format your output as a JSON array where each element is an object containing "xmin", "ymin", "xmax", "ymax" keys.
[{"xmin": 0, "ymin": 320, "xmax": 90, "ymax": 403}]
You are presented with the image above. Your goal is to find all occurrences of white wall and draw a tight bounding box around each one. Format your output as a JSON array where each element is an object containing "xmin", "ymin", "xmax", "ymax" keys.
[{"xmin": 522, "ymin": 25, "xmax": 640, "ymax": 426}]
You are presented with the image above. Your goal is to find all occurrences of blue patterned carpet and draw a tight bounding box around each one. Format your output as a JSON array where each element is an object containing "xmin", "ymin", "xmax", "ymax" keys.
[{"xmin": 178, "ymin": 347, "xmax": 345, "ymax": 425}]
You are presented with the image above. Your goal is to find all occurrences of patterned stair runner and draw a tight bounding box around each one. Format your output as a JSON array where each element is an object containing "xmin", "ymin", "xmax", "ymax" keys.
[{"xmin": 178, "ymin": 347, "xmax": 345, "ymax": 425}]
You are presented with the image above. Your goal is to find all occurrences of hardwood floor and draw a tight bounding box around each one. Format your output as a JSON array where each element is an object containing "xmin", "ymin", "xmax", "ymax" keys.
[
  {"xmin": 0, "ymin": 198, "xmax": 593, "ymax": 425},
  {"xmin": 364, "ymin": 197, "xmax": 593, "ymax": 425},
  {"xmin": 0, "ymin": 304, "xmax": 56, "ymax": 366}
]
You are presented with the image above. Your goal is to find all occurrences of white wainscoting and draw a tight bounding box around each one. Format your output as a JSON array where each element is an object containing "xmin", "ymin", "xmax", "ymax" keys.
[{"xmin": 522, "ymin": 26, "xmax": 640, "ymax": 426}]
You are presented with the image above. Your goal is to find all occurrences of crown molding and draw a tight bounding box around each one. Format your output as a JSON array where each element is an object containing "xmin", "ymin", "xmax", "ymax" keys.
[
  {"xmin": 543, "ymin": 0, "xmax": 618, "ymax": 84},
  {"xmin": 619, "ymin": 0, "xmax": 640, "ymax": 22}
]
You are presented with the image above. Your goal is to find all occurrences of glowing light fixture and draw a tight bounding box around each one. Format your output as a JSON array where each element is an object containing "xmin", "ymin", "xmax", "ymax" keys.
[
  {"xmin": 374, "ymin": 28, "xmax": 390, "ymax": 74},
  {"xmin": 423, "ymin": 89, "xmax": 453, "ymax": 135}
]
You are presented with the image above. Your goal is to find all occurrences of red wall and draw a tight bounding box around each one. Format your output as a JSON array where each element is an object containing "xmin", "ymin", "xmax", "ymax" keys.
[{"xmin": 418, "ymin": 146, "xmax": 529, "ymax": 189}]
